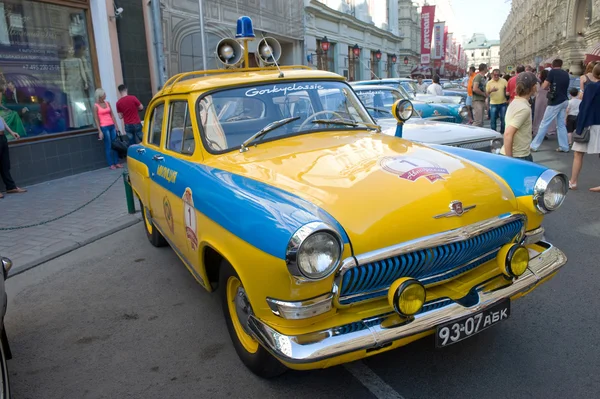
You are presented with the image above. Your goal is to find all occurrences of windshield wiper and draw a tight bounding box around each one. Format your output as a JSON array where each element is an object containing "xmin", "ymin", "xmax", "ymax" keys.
[
  {"xmin": 364, "ymin": 106, "xmax": 392, "ymax": 115},
  {"xmin": 240, "ymin": 116, "xmax": 300, "ymax": 152},
  {"xmin": 311, "ymin": 119, "xmax": 380, "ymax": 130}
]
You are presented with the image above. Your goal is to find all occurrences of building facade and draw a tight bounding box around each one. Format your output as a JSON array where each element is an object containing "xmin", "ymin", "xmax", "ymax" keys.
[
  {"xmin": 304, "ymin": 0, "xmax": 405, "ymax": 81},
  {"xmin": 397, "ymin": 0, "xmax": 420, "ymax": 77},
  {"xmin": 147, "ymin": 0, "xmax": 304, "ymax": 91},
  {"xmin": 1, "ymin": 0, "xmax": 129, "ymax": 188},
  {"xmin": 464, "ymin": 34, "xmax": 501, "ymax": 70},
  {"xmin": 499, "ymin": 0, "xmax": 600, "ymax": 74}
]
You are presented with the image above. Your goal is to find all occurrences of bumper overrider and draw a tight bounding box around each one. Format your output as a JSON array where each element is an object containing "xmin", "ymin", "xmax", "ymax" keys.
[{"xmin": 248, "ymin": 241, "xmax": 566, "ymax": 364}]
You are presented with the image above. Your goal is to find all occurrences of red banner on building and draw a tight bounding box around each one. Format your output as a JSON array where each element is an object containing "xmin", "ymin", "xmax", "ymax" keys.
[
  {"xmin": 443, "ymin": 25, "xmax": 449, "ymax": 62},
  {"xmin": 420, "ymin": 5, "xmax": 436, "ymax": 64}
]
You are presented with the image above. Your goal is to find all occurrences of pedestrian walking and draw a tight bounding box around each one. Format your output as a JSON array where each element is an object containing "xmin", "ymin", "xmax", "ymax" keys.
[
  {"xmin": 465, "ymin": 66, "xmax": 476, "ymax": 123},
  {"xmin": 427, "ymin": 75, "xmax": 443, "ymax": 96},
  {"xmin": 416, "ymin": 76, "xmax": 428, "ymax": 94},
  {"xmin": 116, "ymin": 84, "xmax": 144, "ymax": 145},
  {"xmin": 93, "ymin": 88, "xmax": 123, "ymax": 170},
  {"xmin": 506, "ymin": 65, "xmax": 525, "ymax": 103},
  {"xmin": 486, "ymin": 69, "xmax": 508, "ymax": 133},
  {"xmin": 530, "ymin": 59, "xmax": 570, "ymax": 153},
  {"xmin": 500, "ymin": 72, "xmax": 538, "ymax": 161},
  {"xmin": 579, "ymin": 61, "xmax": 599, "ymax": 99},
  {"xmin": 0, "ymin": 115, "xmax": 27, "ymax": 198},
  {"xmin": 566, "ymin": 87, "xmax": 581, "ymax": 146},
  {"xmin": 532, "ymin": 69, "xmax": 557, "ymax": 139},
  {"xmin": 569, "ymin": 63, "xmax": 600, "ymax": 192},
  {"xmin": 471, "ymin": 63, "xmax": 488, "ymax": 127}
]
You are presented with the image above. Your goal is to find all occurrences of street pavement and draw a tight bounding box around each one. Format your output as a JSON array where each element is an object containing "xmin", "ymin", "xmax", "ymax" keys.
[
  {"xmin": 0, "ymin": 167, "xmax": 142, "ymax": 276},
  {"xmin": 3, "ymin": 137, "xmax": 600, "ymax": 398}
]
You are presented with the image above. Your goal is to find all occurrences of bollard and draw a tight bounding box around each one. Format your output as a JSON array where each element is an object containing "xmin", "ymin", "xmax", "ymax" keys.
[{"xmin": 123, "ymin": 171, "xmax": 136, "ymax": 214}]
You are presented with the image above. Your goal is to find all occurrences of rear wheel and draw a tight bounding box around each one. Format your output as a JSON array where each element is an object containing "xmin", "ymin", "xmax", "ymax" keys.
[
  {"xmin": 139, "ymin": 199, "xmax": 167, "ymax": 247},
  {"xmin": 219, "ymin": 261, "xmax": 287, "ymax": 378},
  {"xmin": 0, "ymin": 327, "xmax": 10, "ymax": 399}
]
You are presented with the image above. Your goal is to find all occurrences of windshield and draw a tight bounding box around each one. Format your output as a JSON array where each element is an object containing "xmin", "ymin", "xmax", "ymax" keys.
[
  {"xmin": 398, "ymin": 81, "xmax": 417, "ymax": 99},
  {"xmin": 355, "ymin": 88, "xmax": 402, "ymax": 119},
  {"xmin": 198, "ymin": 81, "xmax": 373, "ymax": 152}
]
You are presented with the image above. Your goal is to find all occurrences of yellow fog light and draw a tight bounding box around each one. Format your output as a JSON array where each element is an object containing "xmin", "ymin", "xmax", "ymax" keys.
[
  {"xmin": 497, "ymin": 244, "xmax": 530, "ymax": 278},
  {"xmin": 388, "ymin": 278, "xmax": 426, "ymax": 317}
]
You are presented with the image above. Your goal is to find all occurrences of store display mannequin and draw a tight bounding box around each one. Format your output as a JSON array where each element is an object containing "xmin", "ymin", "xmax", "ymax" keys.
[{"xmin": 60, "ymin": 46, "xmax": 93, "ymax": 129}]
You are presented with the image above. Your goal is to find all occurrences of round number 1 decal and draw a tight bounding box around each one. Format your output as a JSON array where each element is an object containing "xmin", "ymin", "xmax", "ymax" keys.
[{"xmin": 182, "ymin": 188, "xmax": 199, "ymax": 251}]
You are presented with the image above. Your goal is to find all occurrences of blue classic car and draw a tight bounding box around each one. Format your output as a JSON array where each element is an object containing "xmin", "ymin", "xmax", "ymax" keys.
[
  {"xmin": 352, "ymin": 85, "xmax": 502, "ymax": 153},
  {"xmin": 351, "ymin": 82, "xmax": 469, "ymax": 124}
]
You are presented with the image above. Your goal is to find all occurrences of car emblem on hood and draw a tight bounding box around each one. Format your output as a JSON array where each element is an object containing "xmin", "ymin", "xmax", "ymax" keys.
[{"xmin": 434, "ymin": 200, "xmax": 476, "ymax": 218}]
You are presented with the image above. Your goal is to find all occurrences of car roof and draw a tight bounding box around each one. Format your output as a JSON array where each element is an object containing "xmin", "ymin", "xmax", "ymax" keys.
[
  {"xmin": 156, "ymin": 67, "xmax": 345, "ymax": 97},
  {"xmin": 351, "ymin": 84, "xmax": 399, "ymax": 91}
]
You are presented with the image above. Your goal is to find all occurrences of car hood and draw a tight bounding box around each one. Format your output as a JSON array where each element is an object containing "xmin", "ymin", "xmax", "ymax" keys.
[
  {"xmin": 207, "ymin": 131, "xmax": 517, "ymax": 255},
  {"xmin": 377, "ymin": 118, "xmax": 502, "ymax": 144},
  {"xmin": 416, "ymin": 94, "xmax": 462, "ymax": 104}
]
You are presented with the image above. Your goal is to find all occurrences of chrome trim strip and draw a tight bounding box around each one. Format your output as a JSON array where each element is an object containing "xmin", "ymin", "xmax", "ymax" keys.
[
  {"xmin": 248, "ymin": 242, "xmax": 566, "ymax": 364},
  {"xmin": 522, "ymin": 227, "xmax": 545, "ymax": 246},
  {"xmin": 266, "ymin": 293, "xmax": 334, "ymax": 319},
  {"xmin": 285, "ymin": 222, "xmax": 344, "ymax": 282}
]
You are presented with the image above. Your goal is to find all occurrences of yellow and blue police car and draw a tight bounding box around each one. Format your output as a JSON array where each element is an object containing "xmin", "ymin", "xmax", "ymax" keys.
[{"xmin": 127, "ymin": 16, "xmax": 568, "ymax": 378}]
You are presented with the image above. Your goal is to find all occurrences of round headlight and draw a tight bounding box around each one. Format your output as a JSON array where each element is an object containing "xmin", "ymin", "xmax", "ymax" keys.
[
  {"xmin": 286, "ymin": 222, "xmax": 343, "ymax": 281},
  {"xmin": 491, "ymin": 138, "xmax": 503, "ymax": 154},
  {"xmin": 388, "ymin": 278, "xmax": 426, "ymax": 317},
  {"xmin": 497, "ymin": 244, "xmax": 529, "ymax": 278},
  {"xmin": 297, "ymin": 232, "xmax": 341, "ymax": 279},
  {"xmin": 533, "ymin": 170, "xmax": 568, "ymax": 214}
]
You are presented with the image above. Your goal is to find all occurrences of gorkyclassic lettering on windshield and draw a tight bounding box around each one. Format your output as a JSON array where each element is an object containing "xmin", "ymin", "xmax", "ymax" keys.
[{"xmin": 245, "ymin": 83, "xmax": 325, "ymax": 97}]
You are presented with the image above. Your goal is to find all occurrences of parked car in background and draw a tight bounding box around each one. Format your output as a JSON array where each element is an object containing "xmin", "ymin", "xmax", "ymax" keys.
[
  {"xmin": 351, "ymin": 82, "xmax": 469, "ymax": 124},
  {"xmin": 0, "ymin": 256, "xmax": 12, "ymax": 398},
  {"xmin": 352, "ymin": 85, "xmax": 502, "ymax": 153},
  {"xmin": 441, "ymin": 82, "xmax": 469, "ymax": 103},
  {"xmin": 354, "ymin": 79, "xmax": 464, "ymax": 105}
]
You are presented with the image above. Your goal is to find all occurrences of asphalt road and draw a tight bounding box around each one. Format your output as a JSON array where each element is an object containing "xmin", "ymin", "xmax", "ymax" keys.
[{"xmin": 4, "ymin": 139, "xmax": 600, "ymax": 399}]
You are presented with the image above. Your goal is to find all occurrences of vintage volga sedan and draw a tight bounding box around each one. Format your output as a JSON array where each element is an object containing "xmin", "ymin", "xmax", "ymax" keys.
[
  {"xmin": 127, "ymin": 21, "xmax": 568, "ymax": 378},
  {"xmin": 352, "ymin": 85, "xmax": 502, "ymax": 153}
]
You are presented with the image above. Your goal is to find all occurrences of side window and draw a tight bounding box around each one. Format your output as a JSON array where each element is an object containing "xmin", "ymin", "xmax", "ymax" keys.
[
  {"xmin": 166, "ymin": 101, "xmax": 195, "ymax": 155},
  {"xmin": 149, "ymin": 103, "xmax": 165, "ymax": 147}
]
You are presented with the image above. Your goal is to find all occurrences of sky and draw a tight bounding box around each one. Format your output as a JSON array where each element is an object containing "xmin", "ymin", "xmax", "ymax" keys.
[{"xmin": 450, "ymin": 0, "xmax": 512, "ymax": 42}]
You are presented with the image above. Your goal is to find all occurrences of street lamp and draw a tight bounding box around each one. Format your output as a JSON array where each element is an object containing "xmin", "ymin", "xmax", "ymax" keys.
[
  {"xmin": 404, "ymin": 56, "xmax": 409, "ymax": 65},
  {"xmin": 320, "ymin": 36, "xmax": 330, "ymax": 52},
  {"xmin": 375, "ymin": 49, "xmax": 382, "ymax": 60},
  {"xmin": 391, "ymin": 54, "xmax": 397, "ymax": 63},
  {"xmin": 352, "ymin": 44, "xmax": 360, "ymax": 57}
]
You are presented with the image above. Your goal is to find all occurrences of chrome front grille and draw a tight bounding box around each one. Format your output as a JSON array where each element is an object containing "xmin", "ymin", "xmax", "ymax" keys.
[{"xmin": 337, "ymin": 217, "xmax": 525, "ymax": 305}]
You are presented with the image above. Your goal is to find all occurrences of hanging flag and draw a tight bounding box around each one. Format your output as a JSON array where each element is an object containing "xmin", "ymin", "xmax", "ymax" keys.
[
  {"xmin": 443, "ymin": 26, "xmax": 449, "ymax": 62},
  {"xmin": 432, "ymin": 22, "xmax": 444, "ymax": 60},
  {"xmin": 420, "ymin": 5, "xmax": 436, "ymax": 64}
]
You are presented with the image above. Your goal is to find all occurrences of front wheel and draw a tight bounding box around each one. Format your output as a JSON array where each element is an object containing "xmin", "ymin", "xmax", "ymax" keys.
[
  {"xmin": 219, "ymin": 261, "xmax": 287, "ymax": 378},
  {"xmin": 139, "ymin": 199, "xmax": 167, "ymax": 247}
]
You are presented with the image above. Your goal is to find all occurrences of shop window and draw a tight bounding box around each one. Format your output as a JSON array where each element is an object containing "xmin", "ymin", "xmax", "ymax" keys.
[
  {"xmin": 0, "ymin": 0, "xmax": 98, "ymax": 141},
  {"xmin": 149, "ymin": 103, "xmax": 164, "ymax": 147},
  {"xmin": 166, "ymin": 101, "xmax": 195, "ymax": 155}
]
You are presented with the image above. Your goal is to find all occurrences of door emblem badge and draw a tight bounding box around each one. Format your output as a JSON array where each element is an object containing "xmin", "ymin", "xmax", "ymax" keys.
[{"xmin": 434, "ymin": 201, "xmax": 476, "ymax": 218}]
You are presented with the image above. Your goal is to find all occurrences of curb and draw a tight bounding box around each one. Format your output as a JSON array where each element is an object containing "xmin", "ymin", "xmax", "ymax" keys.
[{"xmin": 7, "ymin": 217, "xmax": 142, "ymax": 279}]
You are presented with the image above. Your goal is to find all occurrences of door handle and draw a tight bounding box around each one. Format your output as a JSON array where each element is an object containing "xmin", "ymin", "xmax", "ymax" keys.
[
  {"xmin": 137, "ymin": 148, "xmax": 146, "ymax": 154},
  {"xmin": 152, "ymin": 155, "xmax": 165, "ymax": 161}
]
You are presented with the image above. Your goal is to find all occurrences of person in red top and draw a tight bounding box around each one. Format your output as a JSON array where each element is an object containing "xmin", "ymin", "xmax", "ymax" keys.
[
  {"xmin": 116, "ymin": 84, "xmax": 144, "ymax": 145},
  {"xmin": 506, "ymin": 65, "xmax": 525, "ymax": 103}
]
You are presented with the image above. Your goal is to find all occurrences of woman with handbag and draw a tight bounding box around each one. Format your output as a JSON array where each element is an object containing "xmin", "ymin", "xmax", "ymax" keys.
[
  {"xmin": 93, "ymin": 88, "xmax": 123, "ymax": 170},
  {"xmin": 569, "ymin": 64, "xmax": 600, "ymax": 191}
]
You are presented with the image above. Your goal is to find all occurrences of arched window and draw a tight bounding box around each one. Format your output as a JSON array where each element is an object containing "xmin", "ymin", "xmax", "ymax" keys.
[{"xmin": 179, "ymin": 32, "xmax": 221, "ymax": 72}]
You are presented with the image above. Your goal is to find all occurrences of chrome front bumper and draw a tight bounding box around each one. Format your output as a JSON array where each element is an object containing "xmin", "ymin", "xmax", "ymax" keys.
[{"xmin": 248, "ymin": 242, "xmax": 566, "ymax": 364}]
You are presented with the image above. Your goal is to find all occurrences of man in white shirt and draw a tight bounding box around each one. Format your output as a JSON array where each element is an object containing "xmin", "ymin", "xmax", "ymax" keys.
[
  {"xmin": 416, "ymin": 76, "xmax": 429, "ymax": 94},
  {"xmin": 427, "ymin": 75, "xmax": 444, "ymax": 96}
]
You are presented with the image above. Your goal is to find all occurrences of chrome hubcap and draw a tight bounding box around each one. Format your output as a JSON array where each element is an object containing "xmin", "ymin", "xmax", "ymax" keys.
[{"xmin": 234, "ymin": 287, "xmax": 253, "ymax": 336}]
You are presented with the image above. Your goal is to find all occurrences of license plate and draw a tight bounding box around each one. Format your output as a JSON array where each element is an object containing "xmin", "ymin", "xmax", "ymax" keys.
[{"xmin": 435, "ymin": 300, "xmax": 510, "ymax": 348}]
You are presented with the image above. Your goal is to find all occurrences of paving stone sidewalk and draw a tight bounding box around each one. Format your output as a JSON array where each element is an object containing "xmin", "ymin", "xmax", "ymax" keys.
[{"xmin": 0, "ymin": 167, "xmax": 142, "ymax": 276}]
